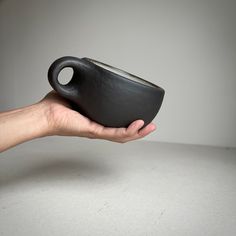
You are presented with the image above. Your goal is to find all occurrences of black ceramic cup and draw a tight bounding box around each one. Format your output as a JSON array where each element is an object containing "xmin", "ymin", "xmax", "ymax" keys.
[{"xmin": 48, "ymin": 56, "xmax": 165, "ymax": 127}]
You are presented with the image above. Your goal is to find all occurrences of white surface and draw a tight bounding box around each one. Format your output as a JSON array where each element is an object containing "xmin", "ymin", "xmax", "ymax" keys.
[
  {"xmin": 0, "ymin": 0, "xmax": 236, "ymax": 147},
  {"xmin": 0, "ymin": 138, "xmax": 236, "ymax": 236}
]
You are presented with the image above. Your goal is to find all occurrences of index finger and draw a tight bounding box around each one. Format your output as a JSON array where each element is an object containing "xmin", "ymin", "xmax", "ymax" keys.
[{"xmin": 94, "ymin": 120, "xmax": 145, "ymax": 141}]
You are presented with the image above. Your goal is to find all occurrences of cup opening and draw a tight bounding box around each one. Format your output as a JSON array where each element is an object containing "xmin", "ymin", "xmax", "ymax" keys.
[{"xmin": 86, "ymin": 58, "xmax": 158, "ymax": 89}]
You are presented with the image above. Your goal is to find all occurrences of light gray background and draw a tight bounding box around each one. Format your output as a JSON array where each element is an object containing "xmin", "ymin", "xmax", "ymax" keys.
[{"xmin": 0, "ymin": 0, "xmax": 236, "ymax": 147}]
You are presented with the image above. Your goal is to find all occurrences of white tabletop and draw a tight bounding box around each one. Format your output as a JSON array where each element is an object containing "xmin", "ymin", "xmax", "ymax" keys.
[{"xmin": 0, "ymin": 138, "xmax": 236, "ymax": 236}]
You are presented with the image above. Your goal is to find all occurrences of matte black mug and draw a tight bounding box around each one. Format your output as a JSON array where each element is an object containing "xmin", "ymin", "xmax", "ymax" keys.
[{"xmin": 48, "ymin": 56, "xmax": 165, "ymax": 127}]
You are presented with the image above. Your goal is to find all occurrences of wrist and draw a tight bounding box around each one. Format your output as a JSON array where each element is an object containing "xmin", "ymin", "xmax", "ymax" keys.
[
  {"xmin": 30, "ymin": 102, "xmax": 52, "ymax": 138},
  {"xmin": 0, "ymin": 102, "xmax": 52, "ymax": 152}
]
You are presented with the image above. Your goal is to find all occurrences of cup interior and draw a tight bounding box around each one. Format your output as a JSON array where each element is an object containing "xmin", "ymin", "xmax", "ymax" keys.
[{"xmin": 86, "ymin": 58, "xmax": 157, "ymax": 88}]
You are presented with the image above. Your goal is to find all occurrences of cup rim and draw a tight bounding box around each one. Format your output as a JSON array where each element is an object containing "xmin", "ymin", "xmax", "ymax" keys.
[{"xmin": 84, "ymin": 57, "xmax": 162, "ymax": 90}]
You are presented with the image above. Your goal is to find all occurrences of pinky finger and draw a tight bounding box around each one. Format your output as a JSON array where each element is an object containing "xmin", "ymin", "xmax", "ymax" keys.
[
  {"xmin": 122, "ymin": 123, "xmax": 157, "ymax": 143},
  {"xmin": 138, "ymin": 123, "xmax": 156, "ymax": 137}
]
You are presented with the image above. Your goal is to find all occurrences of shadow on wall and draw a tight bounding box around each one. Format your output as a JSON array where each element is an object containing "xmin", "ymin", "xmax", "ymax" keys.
[{"xmin": 0, "ymin": 155, "xmax": 116, "ymax": 190}]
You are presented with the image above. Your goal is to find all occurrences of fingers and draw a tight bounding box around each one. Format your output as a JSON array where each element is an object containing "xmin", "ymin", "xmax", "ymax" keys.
[
  {"xmin": 126, "ymin": 120, "xmax": 144, "ymax": 136},
  {"xmin": 138, "ymin": 123, "xmax": 156, "ymax": 137},
  {"xmin": 91, "ymin": 125, "xmax": 127, "ymax": 141},
  {"xmin": 122, "ymin": 122, "xmax": 156, "ymax": 143},
  {"xmin": 93, "ymin": 120, "xmax": 143, "ymax": 141},
  {"xmin": 91, "ymin": 120, "xmax": 156, "ymax": 143}
]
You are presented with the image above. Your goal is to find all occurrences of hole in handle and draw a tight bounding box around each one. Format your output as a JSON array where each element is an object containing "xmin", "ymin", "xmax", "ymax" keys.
[{"xmin": 58, "ymin": 67, "xmax": 74, "ymax": 85}]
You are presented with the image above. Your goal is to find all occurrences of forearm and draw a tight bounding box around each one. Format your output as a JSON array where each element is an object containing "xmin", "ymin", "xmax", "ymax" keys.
[{"xmin": 0, "ymin": 103, "xmax": 49, "ymax": 152}]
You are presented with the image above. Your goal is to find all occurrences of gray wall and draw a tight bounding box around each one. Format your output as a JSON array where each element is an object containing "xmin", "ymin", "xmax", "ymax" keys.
[{"xmin": 0, "ymin": 0, "xmax": 236, "ymax": 147}]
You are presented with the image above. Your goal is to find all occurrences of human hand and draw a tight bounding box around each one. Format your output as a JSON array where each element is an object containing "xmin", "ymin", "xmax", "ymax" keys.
[{"xmin": 40, "ymin": 91, "xmax": 156, "ymax": 143}]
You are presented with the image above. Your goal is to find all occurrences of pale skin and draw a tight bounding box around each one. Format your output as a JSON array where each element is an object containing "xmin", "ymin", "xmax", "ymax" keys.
[{"xmin": 0, "ymin": 92, "xmax": 156, "ymax": 153}]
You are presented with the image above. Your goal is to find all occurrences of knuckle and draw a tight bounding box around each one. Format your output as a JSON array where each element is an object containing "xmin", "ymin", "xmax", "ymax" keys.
[
  {"xmin": 89, "ymin": 125, "xmax": 104, "ymax": 138},
  {"xmin": 86, "ymin": 126, "xmax": 97, "ymax": 139},
  {"xmin": 87, "ymin": 134, "xmax": 96, "ymax": 139},
  {"xmin": 120, "ymin": 129, "xmax": 129, "ymax": 138},
  {"xmin": 89, "ymin": 130, "xmax": 98, "ymax": 139}
]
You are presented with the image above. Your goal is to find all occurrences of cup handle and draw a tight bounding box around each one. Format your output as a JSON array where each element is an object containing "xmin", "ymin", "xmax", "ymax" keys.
[{"xmin": 48, "ymin": 56, "xmax": 90, "ymax": 99}]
